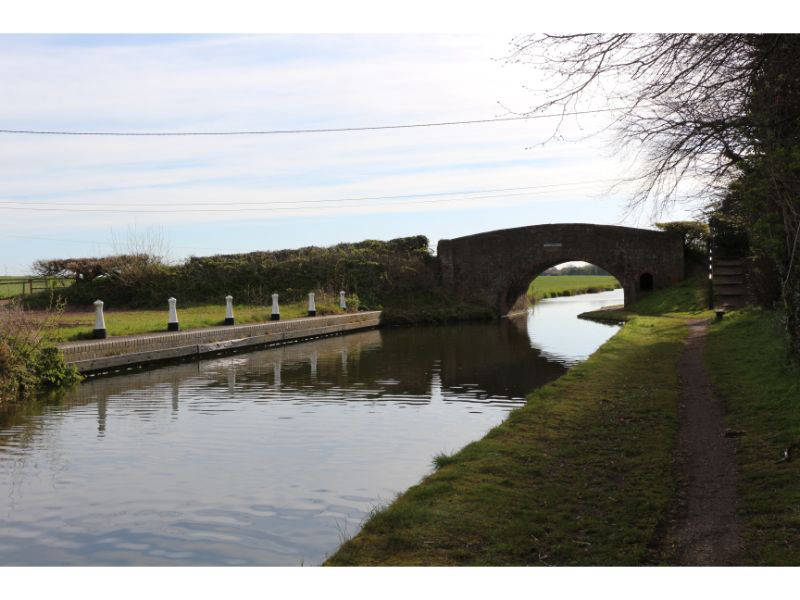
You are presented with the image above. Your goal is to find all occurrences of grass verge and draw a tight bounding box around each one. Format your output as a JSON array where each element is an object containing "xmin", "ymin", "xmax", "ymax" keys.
[
  {"xmin": 325, "ymin": 302, "xmax": 709, "ymax": 564},
  {"xmin": 41, "ymin": 299, "xmax": 352, "ymax": 342},
  {"xmin": 528, "ymin": 275, "xmax": 620, "ymax": 301},
  {"xmin": 705, "ymin": 307, "xmax": 800, "ymax": 565}
]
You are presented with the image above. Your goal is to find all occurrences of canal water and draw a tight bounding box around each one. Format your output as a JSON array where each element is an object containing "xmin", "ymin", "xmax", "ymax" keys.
[{"xmin": 0, "ymin": 289, "xmax": 623, "ymax": 565}]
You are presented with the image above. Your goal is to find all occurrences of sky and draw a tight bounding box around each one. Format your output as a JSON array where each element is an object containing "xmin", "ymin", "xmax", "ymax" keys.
[{"xmin": 0, "ymin": 33, "xmax": 699, "ymax": 274}]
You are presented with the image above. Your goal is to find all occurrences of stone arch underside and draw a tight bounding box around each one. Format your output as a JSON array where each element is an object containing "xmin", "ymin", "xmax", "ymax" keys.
[
  {"xmin": 501, "ymin": 256, "xmax": 628, "ymax": 315},
  {"xmin": 437, "ymin": 223, "xmax": 684, "ymax": 315}
]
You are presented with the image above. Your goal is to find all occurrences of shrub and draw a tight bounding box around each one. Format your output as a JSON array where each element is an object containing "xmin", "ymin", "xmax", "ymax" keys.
[
  {"xmin": 656, "ymin": 221, "xmax": 711, "ymax": 271},
  {"xmin": 0, "ymin": 299, "xmax": 81, "ymax": 407}
]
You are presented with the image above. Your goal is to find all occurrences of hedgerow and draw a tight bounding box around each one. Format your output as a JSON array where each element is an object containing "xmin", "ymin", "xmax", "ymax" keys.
[{"xmin": 28, "ymin": 236, "xmax": 441, "ymax": 310}]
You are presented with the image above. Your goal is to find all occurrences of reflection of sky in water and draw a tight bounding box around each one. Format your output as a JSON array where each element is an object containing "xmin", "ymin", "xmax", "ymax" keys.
[
  {"xmin": 527, "ymin": 289, "xmax": 624, "ymax": 365},
  {"xmin": 0, "ymin": 290, "xmax": 621, "ymax": 566}
]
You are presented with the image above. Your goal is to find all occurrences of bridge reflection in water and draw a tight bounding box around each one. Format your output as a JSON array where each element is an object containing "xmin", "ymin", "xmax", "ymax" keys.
[{"xmin": 0, "ymin": 290, "xmax": 622, "ymax": 566}]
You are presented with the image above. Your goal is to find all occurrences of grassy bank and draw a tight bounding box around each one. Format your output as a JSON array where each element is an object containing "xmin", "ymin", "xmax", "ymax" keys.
[
  {"xmin": 528, "ymin": 275, "xmax": 620, "ymax": 301},
  {"xmin": 356, "ymin": 276, "xmax": 619, "ymax": 326},
  {"xmin": 40, "ymin": 296, "xmax": 355, "ymax": 342},
  {"xmin": 378, "ymin": 290, "xmax": 494, "ymax": 326},
  {"xmin": 705, "ymin": 308, "xmax": 800, "ymax": 565},
  {"xmin": 578, "ymin": 275, "xmax": 710, "ymax": 324},
  {"xmin": 326, "ymin": 282, "xmax": 709, "ymax": 565}
]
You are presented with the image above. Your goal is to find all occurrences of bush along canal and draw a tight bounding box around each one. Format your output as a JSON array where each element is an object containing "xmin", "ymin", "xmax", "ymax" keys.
[{"xmin": 0, "ymin": 289, "xmax": 625, "ymax": 565}]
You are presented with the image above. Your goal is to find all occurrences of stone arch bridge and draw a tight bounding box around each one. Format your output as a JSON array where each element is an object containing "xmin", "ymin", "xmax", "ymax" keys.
[{"xmin": 437, "ymin": 223, "xmax": 684, "ymax": 315}]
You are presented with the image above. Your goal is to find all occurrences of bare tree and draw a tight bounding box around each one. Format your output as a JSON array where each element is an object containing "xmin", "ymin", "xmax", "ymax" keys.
[
  {"xmin": 509, "ymin": 34, "xmax": 800, "ymax": 350},
  {"xmin": 507, "ymin": 34, "xmax": 759, "ymax": 213},
  {"xmin": 110, "ymin": 224, "xmax": 172, "ymax": 265}
]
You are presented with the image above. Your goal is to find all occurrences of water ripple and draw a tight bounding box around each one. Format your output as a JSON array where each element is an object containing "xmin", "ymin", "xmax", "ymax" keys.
[{"xmin": 0, "ymin": 290, "xmax": 622, "ymax": 565}]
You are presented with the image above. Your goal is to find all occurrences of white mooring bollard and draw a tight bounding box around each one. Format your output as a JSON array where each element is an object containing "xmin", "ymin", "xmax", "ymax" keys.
[
  {"xmin": 167, "ymin": 297, "xmax": 179, "ymax": 331},
  {"xmin": 224, "ymin": 295, "xmax": 235, "ymax": 325},
  {"xmin": 93, "ymin": 299, "xmax": 107, "ymax": 339},
  {"xmin": 271, "ymin": 293, "xmax": 280, "ymax": 321},
  {"xmin": 308, "ymin": 292, "xmax": 316, "ymax": 317},
  {"xmin": 339, "ymin": 290, "xmax": 346, "ymax": 310}
]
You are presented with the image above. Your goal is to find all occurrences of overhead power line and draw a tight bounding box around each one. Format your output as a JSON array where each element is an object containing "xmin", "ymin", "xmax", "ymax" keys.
[
  {"xmin": 0, "ymin": 107, "xmax": 628, "ymax": 137},
  {"xmin": 0, "ymin": 178, "xmax": 620, "ymax": 209},
  {"xmin": 0, "ymin": 181, "xmax": 614, "ymax": 214}
]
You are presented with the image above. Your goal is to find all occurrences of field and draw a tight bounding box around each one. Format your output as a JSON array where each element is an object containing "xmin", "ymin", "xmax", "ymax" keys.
[
  {"xmin": 528, "ymin": 275, "xmax": 620, "ymax": 300},
  {"xmin": 0, "ymin": 276, "xmax": 72, "ymax": 299},
  {"xmin": 0, "ymin": 276, "xmax": 30, "ymax": 299}
]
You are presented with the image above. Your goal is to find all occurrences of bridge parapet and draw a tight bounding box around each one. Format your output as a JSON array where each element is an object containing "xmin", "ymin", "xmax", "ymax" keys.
[{"xmin": 436, "ymin": 223, "xmax": 683, "ymax": 314}]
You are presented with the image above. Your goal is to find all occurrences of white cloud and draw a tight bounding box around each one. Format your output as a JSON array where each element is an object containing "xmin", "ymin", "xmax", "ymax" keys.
[{"xmin": 0, "ymin": 34, "xmax": 695, "ymax": 271}]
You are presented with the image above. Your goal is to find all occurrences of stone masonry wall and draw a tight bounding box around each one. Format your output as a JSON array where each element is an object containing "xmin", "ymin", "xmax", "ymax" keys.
[{"xmin": 437, "ymin": 223, "xmax": 684, "ymax": 314}]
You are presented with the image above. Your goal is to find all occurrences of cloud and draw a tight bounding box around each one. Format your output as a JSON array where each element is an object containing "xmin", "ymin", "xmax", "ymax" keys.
[{"xmin": 0, "ymin": 34, "xmax": 694, "ymax": 272}]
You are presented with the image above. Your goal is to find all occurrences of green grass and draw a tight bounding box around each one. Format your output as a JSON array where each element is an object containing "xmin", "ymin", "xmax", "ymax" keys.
[
  {"xmin": 528, "ymin": 275, "xmax": 620, "ymax": 301},
  {"xmin": 627, "ymin": 274, "xmax": 709, "ymax": 316},
  {"xmin": 42, "ymin": 300, "xmax": 351, "ymax": 342},
  {"xmin": 705, "ymin": 307, "xmax": 800, "ymax": 565},
  {"xmin": 431, "ymin": 452, "xmax": 458, "ymax": 470},
  {"xmin": 325, "ymin": 281, "xmax": 712, "ymax": 565},
  {"xmin": 578, "ymin": 273, "xmax": 710, "ymax": 324},
  {"xmin": 0, "ymin": 276, "xmax": 72, "ymax": 299},
  {"xmin": 379, "ymin": 291, "xmax": 494, "ymax": 326},
  {"xmin": 0, "ymin": 276, "xmax": 23, "ymax": 299}
]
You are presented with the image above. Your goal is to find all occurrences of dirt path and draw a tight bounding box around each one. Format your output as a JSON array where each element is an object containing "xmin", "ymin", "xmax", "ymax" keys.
[{"xmin": 664, "ymin": 318, "xmax": 740, "ymax": 565}]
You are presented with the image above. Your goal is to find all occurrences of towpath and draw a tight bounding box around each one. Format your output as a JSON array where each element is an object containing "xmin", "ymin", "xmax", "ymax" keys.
[{"xmin": 664, "ymin": 318, "xmax": 740, "ymax": 564}]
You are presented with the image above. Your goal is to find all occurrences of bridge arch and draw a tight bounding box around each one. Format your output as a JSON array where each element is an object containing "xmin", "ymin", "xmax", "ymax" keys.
[
  {"xmin": 503, "ymin": 257, "xmax": 627, "ymax": 315},
  {"xmin": 437, "ymin": 223, "xmax": 684, "ymax": 315}
]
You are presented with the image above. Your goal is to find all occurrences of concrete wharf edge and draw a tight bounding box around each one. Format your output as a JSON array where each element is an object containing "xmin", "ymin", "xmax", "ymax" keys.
[{"xmin": 58, "ymin": 311, "xmax": 382, "ymax": 375}]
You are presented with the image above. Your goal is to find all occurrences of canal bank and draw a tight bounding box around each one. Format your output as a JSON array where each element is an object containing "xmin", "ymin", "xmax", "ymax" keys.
[
  {"xmin": 59, "ymin": 311, "xmax": 382, "ymax": 375},
  {"xmin": 53, "ymin": 278, "xmax": 624, "ymax": 377},
  {"xmin": 326, "ymin": 280, "xmax": 710, "ymax": 565}
]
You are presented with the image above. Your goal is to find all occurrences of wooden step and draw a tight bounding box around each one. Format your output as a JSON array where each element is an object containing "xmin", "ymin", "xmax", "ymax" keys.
[
  {"xmin": 713, "ymin": 267, "xmax": 744, "ymax": 276},
  {"xmin": 713, "ymin": 288, "xmax": 747, "ymax": 296},
  {"xmin": 714, "ymin": 286, "xmax": 747, "ymax": 297},
  {"xmin": 713, "ymin": 275, "xmax": 745, "ymax": 285},
  {"xmin": 713, "ymin": 258, "xmax": 745, "ymax": 267},
  {"xmin": 714, "ymin": 288, "xmax": 748, "ymax": 299},
  {"xmin": 711, "ymin": 277, "xmax": 747, "ymax": 288}
]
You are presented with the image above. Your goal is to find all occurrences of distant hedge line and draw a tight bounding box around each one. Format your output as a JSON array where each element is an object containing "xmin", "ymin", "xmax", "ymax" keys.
[{"xmin": 29, "ymin": 236, "xmax": 443, "ymax": 310}]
